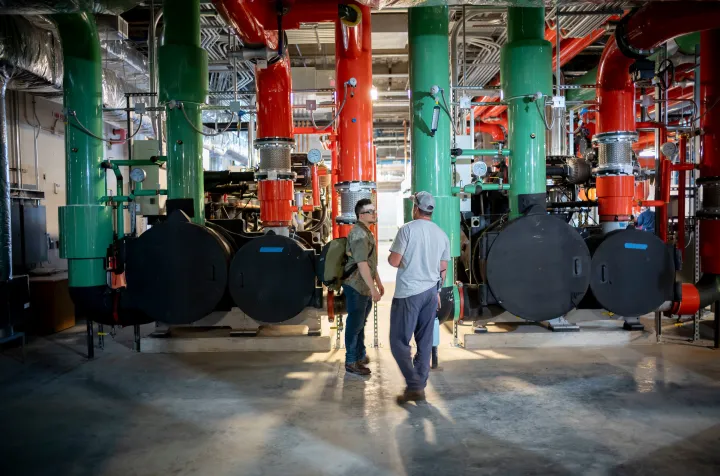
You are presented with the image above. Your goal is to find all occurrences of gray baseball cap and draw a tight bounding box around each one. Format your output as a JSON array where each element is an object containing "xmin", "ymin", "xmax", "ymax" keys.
[{"xmin": 412, "ymin": 191, "xmax": 435, "ymax": 213}]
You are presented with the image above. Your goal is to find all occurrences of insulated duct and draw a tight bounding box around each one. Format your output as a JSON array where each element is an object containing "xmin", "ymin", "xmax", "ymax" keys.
[
  {"xmin": 0, "ymin": 15, "xmax": 153, "ymax": 135},
  {"xmin": 0, "ymin": 0, "xmax": 140, "ymax": 14},
  {"xmin": 0, "ymin": 73, "xmax": 11, "ymax": 283}
]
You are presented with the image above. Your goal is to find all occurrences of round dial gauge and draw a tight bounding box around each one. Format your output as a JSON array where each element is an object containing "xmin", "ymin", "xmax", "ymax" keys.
[
  {"xmin": 472, "ymin": 161, "xmax": 488, "ymax": 177},
  {"xmin": 307, "ymin": 148, "xmax": 322, "ymax": 164},
  {"xmin": 130, "ymin": 168, "xmax": 147, "ymax": 183}
]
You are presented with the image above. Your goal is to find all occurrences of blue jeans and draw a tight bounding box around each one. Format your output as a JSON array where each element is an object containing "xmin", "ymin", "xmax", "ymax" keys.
[
  {"xmin": 342, "ymin": 284, "xmax": 372, "ymax": 364},
  {"xmin": 390, "ymin": 286, "xmax": 437, "ymax": 391}
]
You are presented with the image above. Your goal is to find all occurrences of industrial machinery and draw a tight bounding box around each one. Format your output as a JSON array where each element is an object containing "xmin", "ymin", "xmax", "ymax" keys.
[{"xmin": 4, "ymin": 0, "xmax": 719, "ymax": 353}]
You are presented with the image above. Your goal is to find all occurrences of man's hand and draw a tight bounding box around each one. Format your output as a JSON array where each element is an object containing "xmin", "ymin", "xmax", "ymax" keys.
[
  {"xmin": 437, "ymin": 293, "xmax": 442, "ymax": 310},
  {"xmin": 377, "ymin": 281, "xmax": 385, "ymax": 297},
  {"xmin": 371, "ymin": 288, "xmax": 382, "ymax": 302}
]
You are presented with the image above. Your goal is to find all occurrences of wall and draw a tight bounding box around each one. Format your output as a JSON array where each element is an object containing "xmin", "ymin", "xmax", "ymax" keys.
[{"xmin": 12, "ymin": 92, "xmax": 134, "ymax": 270}]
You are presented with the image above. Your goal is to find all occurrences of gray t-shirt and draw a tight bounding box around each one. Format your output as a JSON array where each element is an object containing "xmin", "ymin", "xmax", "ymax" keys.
[{"xmin": 390, "ymin": 219, "xmax": 450, "ymax": 299}]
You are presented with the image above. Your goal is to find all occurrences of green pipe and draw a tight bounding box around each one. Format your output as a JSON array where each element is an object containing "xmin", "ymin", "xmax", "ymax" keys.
[
  {"xmin": 566, "ymin": 66, "xmax": 597, "ymax": 104},
  {"xmin": 674, "ymin": 32, "xmax": 700, "ymax": 54},
  {"xmin": 159, "ymin": 0, "xmax": 207, "ymax": 224},
  {"xmin": 111, "ymin": 158, "xmax": 166, "ymax": 167},
  {"xmin": 116, "ymin": 203, "xmax": 124, "ymax": 239},
  {"xmin": 452, "ymin": 183, "xmax": 511, "ymax": 194},
  {"xmin": 54, "ymin": 13, "xmax": 113, "ymax": 288},
  {"xmin": 460, "ymin": 149, "xmax": 511, "ymax": 157},
  {"xmin": 409, "ymin": 5, "xmax": 460, "ymax": 293},
  {"xmin": 501, "ymin": 7, "xmax": 552, "ymax": 219}
]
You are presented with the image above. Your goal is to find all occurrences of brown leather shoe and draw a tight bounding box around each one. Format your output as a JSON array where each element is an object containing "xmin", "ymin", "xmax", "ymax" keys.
[
  {"xmin": 346, "ymin": 362, "xmax": 371, "ymax": 376},
  {"xmin": 358, "ymin": 355, "xmax": 370, "ymax": 365},
  {"xmin": 396, "ymin": 389, "xmax": 426, "ymax": 404}
]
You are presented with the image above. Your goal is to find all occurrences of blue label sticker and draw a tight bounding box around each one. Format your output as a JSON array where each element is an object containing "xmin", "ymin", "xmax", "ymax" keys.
[
  {"xmin": 259, "ymin": 247, "xmax": 284, "ymax": 253},
  {"xmin": 624, "ymin": 243, "xmax": 648, "ymax": 250}
]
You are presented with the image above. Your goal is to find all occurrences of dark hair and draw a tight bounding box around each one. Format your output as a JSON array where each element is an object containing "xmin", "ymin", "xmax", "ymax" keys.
[{"xmin": 355, "ymin": 198, "xmax": 373, "ymax": 219}]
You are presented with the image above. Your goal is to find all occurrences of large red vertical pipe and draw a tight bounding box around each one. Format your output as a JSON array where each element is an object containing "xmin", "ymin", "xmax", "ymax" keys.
[
  {"xmin": 334, "ymin": 1, "xmax": 375, "ymax": 238},
  {"xmin": 699, "ymin": 29, "xmax": 720, "ymax": 275},
  {"xmin": 255, "ymin": 57, "xmax": 295, "ymax": 227},
  {"xmin": 331, "ymin": 143, "xmax": 339, "ymax": 239},
  {"xmin": 256, "ymin": 58, "xmax": 293, "ymax": 139}
]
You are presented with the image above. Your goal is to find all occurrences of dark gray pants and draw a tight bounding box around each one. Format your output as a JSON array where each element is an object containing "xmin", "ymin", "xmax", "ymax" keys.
[{"xmin": 390, "ymin": 286, "xmax": 437, "ymax": 391}]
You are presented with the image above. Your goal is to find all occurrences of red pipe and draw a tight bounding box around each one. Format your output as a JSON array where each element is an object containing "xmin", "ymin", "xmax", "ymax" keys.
[
  {"xmin": 331, "ymin": 144, "xmax": 339, "ymax": 239},
  {"xmin": 311, "ymin": 165, "xmax": 320, "ymax": 208},
  {"xmin": 256, "ymin": 57, "xmax": 293, "ymax": 139},
  {"xmin": 596, "ymin": 2, "xmax": 720, "ymax": 135},
  {"xmin": 335, "ymin": 1, "xmax": 373, "ymax": 238},
  {"xmin": 213, "ymin": 0, "xmax": 278, "ymax": 49},
  {"xmin": 335, "ymin": 2, "xmax": 373, "ymax": 184},
  {"xmin": 468, "ymin": 123, "xmax": 505, "ymax": 142},
  {"xmin": 677, "ymin": 134, "xmax": 687, "ymax": 258},
  {"xmin": 658, "ymin": 157, "xmax": 671, "ymax": 242},
  {"xmin": 700, "ymin": 29, "xmax": 720, "ymax": 275}
]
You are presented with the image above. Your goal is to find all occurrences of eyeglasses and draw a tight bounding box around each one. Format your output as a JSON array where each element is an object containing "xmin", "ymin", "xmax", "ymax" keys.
[{"xmin": 360, "ymin": 209, "xmax": 376, "ymax": 215}]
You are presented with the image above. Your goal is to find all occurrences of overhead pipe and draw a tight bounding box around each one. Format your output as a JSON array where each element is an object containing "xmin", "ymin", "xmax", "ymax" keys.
[{"xmin": 334, "ymin": 1, "xmax": 376, "ymax": 236}]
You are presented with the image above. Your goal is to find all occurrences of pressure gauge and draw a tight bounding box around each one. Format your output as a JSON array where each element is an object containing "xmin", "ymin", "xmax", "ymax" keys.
[
  {"xmin": 130, "ymin": 168, "xmax": 147, "ymax": 183},
  {"xmin": 472, "ymin": 161, "xmax": 488, "ymax": 178},
  {"xmin": 307, "ymin": 148, "xmax": 322, "ymax": 164}
]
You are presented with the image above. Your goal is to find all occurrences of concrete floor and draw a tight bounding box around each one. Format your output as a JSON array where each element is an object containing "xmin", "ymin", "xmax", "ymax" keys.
[{"xmin": 2, "ymin": 242, "xmax": 720, "ymax": 475}]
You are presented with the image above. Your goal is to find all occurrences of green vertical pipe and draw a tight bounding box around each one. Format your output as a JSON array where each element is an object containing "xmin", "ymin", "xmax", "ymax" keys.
[
  {"xmin": 408, "ymin": 6, "xmax": 460, "ymax": 288},
  {"xmin": 159, "ymin": 0, "xmax": 207, "ymax": 224},
  {"xmin": 501, "ymin": 7, "xmax": 552, "ymax": 219},
  {"xmin": 54, "ymin": 13, "xmax": 113, "ymax": 288}
]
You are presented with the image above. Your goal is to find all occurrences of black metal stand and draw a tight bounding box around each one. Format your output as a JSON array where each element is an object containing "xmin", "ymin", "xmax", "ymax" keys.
[
  {"xmin": 86, "ymin": 320, "xmax": 94, "ymax": 359},
  {"xmin": 431, "ymin": 346, "xmax": 438, "ymax": 369},
  {"xmin": 134, "ymin": 324, "xmax": 141, "ymax": 352},
  {"xmin": 622, "ymin": 316, "xmax": 645, "ymax": 331}
]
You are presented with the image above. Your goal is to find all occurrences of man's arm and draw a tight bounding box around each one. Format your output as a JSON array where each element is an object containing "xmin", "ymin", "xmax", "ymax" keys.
[
  {"xmin": 374, "ymin": 272, "xmax": 385, "ymax": 296},
  {"xmin": 357, "ymin": 262, "xmax": 380, "ymax": 301},
  {"xmin": 388, "ymin": 251, "xmax": 403, "ymax": 268},
  {"xmin": 439, "ymin": 260, "xmax": 448, "ymax": 285},
  {"xmin": 388, "ymin": 226, "xmax": 408, "ymax": 268}
]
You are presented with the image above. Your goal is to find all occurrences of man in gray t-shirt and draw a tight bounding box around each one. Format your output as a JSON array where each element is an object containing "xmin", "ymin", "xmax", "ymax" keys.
[{"xmin": 388, "ymin": 191, "xmax": 450, "ymax": 404}]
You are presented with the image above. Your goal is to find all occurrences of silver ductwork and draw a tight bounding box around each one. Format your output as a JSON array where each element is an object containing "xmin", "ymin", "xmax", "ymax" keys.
[
  {"xmin": 0, "ymin": 0, "xmax": 141, "ymax": 14},
  {"xmin": 592, "ymin": 131, "xmax": 638, "ymax": 176},
  {"xmin": 335, "ymin": 181, "xmax": 377, "ymax": 225},
  {"xmin": 254, "ymin": 137, "xmax": 295, "ymax": 179}
]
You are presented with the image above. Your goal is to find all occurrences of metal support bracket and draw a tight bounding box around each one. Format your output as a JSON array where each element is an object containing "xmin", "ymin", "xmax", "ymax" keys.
[{"xmin": 545, "ymin": 316, "xmax": 580, "ymax": 332}]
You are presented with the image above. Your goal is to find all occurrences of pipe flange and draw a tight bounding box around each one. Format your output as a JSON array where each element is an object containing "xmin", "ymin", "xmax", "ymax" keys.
[
  {"xmin": 254, "ymin": 171, "xmax": 296, "ymax": 181},
  {"xmin": 334, "ymin": 180, "xmax": 377, "ymax": 191},
  {"xmin": 254, "ymin": 137, "xmax": 295, "ymax": 149},
  {"xmin": 592, "ymin": 131, "xmax": 638, "ymax": 145}
]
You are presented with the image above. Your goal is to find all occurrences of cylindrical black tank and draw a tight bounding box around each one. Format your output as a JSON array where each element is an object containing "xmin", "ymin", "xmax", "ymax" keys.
[
  {"xmin": 586, "ymin": 228, "xmax": 676, "ymax": 316},
  {"xmin": 125, "ymin": 211, "xmax": 233, "ymax": 324},
  {"xmin": 228, "ymin": 233, "xmax": 318, "ymax": 323},
  {"xmin": 485, "ymin": 213, "xmax": 592, "ymax": 321}
]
